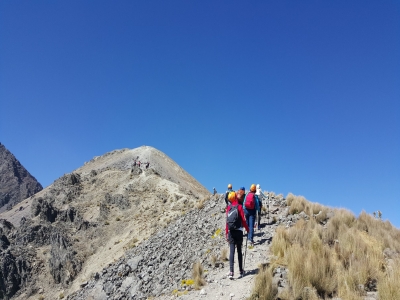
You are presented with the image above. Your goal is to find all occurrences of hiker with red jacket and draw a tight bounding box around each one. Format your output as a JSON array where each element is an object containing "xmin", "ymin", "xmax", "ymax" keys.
[
  {"xmin": 226, "ymin": 191, "xmax": 249, "ymax": 279},
  {"xmin": 243, "ymin": 184, "xmax": 260, "ymax": 247}
]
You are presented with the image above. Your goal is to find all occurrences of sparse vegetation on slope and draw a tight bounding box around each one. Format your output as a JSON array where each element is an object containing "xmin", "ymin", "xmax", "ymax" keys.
[{"xmin": 253, "ymin": 193, "xmax": 400, "ymax": 300}]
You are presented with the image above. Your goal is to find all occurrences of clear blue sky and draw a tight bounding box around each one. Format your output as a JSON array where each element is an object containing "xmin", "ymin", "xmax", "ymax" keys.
[{"xmin": 1, "ymin": 1, "xmax": 399, "ymax": 227}]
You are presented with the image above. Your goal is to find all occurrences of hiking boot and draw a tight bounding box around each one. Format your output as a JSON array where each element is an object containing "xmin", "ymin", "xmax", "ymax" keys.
[
  {"xmin": 228, "ymin": 272, "xmax": 234, "ymax": 280},
  {"xmin": 238, "ymin": 270, "xmax": 245, "ymax": 278}
]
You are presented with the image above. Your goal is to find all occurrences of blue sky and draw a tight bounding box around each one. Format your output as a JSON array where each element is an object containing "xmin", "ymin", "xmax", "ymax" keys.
[{"xmin": 1, "ymin": 1, "xmax": 399, "ymax": 227}]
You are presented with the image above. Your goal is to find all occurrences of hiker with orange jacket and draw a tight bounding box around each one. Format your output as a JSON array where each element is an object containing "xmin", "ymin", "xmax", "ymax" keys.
[{"xmin": 226, "ymin": 191, "xmax": 250, "ymax": 279}]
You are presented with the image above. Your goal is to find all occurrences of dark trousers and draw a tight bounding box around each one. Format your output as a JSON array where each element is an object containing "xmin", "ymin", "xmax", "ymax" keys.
[{"xmin": 228, "ymin": 230, "xmax": 244, "ymax": 273}]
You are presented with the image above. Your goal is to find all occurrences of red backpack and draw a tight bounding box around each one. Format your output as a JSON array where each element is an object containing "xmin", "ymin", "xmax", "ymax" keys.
[{"xmin": 245, "ymin": 193, "xmax": 255, "ymax": 210}]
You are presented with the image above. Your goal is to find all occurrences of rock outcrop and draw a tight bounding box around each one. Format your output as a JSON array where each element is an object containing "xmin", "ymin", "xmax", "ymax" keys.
[{"xmin": 0, "ymin": 143, "xmax": 43, "ymax": 212}]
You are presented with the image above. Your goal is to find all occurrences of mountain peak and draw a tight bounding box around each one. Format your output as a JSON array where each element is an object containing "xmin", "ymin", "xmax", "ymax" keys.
[{"xmin": 0, "ymin": 143, "xmax": 43, "ymax": 212}]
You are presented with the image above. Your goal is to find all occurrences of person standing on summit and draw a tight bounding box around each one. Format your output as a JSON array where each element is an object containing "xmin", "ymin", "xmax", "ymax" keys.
[
  {"xmin": 243, "ymin": 184, "xmax": 260, "ymax": 247},
  {"xmin": 225, "ymin": 184, "xmax": 233, "ymax": 207}
]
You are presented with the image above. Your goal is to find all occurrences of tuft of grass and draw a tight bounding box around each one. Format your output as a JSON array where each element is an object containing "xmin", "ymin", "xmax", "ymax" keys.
[
  {"xmin": 377, "ymin": 259, "xmax": 400, "ymax": 300},
  {"xmin": 196, "ymin": 197, "xmax": 207, "ymax": 209},
  {"xmin": 249, "ymin": 265, "xmax": 278, "ymax": 300},
  {"xmin": 286, "ymin": 193, "xmax": 296, "ymax": 206},
  {"xmin": 192, "ymin": 262, "xmax": 205, "ymax": 290},
  {"xmin": 220, "ymin": 248, "xmax": 228, "ymax": 261},
  {"xmin": 210, "ymin": 254, "xmax": 217, "ymax": 267}
]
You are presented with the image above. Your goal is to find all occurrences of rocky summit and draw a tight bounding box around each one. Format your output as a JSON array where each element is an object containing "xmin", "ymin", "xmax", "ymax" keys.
[
  {"xmin": 0, "ymin": 143, "xmax": 43, "ymax": 212},
  {"xmin": 0, "ymin": 146, "xmax": 210, "ymax": 300}
]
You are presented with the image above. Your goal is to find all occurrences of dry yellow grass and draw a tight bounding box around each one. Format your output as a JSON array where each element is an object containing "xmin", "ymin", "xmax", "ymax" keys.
[
  {"xmin": 220, "ymin": 248, "xmax": 228, "ymax": 261},
  {"xmin": 258, "ymin": 194, "xmax": 400, "ymax": 299},
  {"xmin": 192, "ymin": 262, "xmax": 205, "ymax": 290},
  {"xmin": 378, "ymin": 259, "xmax": 400, "ymax": 300},
  {"xmin": 249, "ymin": 265, "xmax": 278, "ymax": 300}
]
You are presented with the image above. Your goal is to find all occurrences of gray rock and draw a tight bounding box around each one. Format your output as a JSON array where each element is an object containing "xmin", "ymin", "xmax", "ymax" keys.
[{"xmin": 127, "ymin": 255, "xmax": 143, "ymax": 272}]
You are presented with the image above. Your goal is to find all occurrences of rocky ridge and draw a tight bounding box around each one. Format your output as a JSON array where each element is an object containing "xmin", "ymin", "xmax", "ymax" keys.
[
  {"xmin": 0, "ymin": 146, "xmax": 210, "ymax": 300},
  {"xmin": 0, "ymin": 143, "xmax": 43, "ymax": 212}
]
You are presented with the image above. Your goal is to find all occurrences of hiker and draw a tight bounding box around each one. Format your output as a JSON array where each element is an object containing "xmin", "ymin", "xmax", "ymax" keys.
[
  {"xmin": 133, "ymin": 160, "xmax": 136, "ymax": 167},
  {"xmin": 225, "ymin": 184, "xmax": 233, "ymax": 207},
  {"xmin": 243, "ymin": 184, "xmax": 260, "ymax": 247},
  {"xmin": 237, "ymin": 187, "xmax": 246, "ymax": 204},
  {"xmin": 226, "ymin": 191, "xmax": 249, "ymax": 279},
  {"xmin": 255, "ymin": 184, "xmax": 265, "ymax": 230},
  {"xmin": 137, "ymin": 161, "xmax": 141, "ymax": 168},
  {"xmin": 145, "ymin": 162, "xmax": 150, "ymax": 169},
  {"xmin": 213, "ymin": 187, "xmax": 217, "ymax": 195}
]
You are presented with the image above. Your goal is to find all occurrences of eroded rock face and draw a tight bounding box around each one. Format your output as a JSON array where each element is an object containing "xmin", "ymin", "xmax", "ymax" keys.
[
  {"xmin": 0, "ymin": 220, "xmax": 35, "ymax": 300},
  {"xmin": 0, "ymin": 143, "xmax": 43, "ymax": 211},
  {"xmin": 49, "ymin": 232, "xmax": 82, "ymax": 285}
]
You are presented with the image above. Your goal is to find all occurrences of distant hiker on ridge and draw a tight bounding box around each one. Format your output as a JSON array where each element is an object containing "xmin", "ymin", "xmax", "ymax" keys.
[
  {"xmin": 225, "ymin": 184, "xmax": 233, "ymax": 207},
  {"xmin": 213, "ymin": 187, "xmax": 217, "ymax": 195},
  {"xmin": 226, "ymin": 191, "xmax": 249, "ymax": 280},
  {"xmin": 243, "ymin": 184, "xmax": 260, "ymax": 247}
]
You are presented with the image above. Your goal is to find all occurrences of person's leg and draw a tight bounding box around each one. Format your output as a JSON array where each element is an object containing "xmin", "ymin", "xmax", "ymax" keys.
[
  {"xmin": 237, "ymin": 237, "xmax": 243, "ymax": 273},
  {"xmin": 228, "ymin": 232, "xmax": 235, "ymax": 274},
  {"xmin": 248, "ymin": 214, "xmax": 255, "ymax": 243},
  {"xmin": 258, "ymin": 210, "xmax": 261, "ymax": 229}
]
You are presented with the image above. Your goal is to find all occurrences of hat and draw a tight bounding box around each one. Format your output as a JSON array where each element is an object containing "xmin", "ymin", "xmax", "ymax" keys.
[{"xmin": 240, "ymin": 187, "xmax": 245, "ymax": 191}]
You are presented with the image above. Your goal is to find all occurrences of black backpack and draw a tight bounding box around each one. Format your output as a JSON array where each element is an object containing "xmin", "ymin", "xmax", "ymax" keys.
[{"xmin": 227, "ymin": 204, "xmax": 241, "ymax": 231}]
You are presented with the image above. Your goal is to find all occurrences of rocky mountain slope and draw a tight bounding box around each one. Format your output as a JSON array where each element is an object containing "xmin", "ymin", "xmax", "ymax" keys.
[
  {"xmin": 0, "ymin": 146, "xmax": 210, "ymax": 300},
  {"xmin": 68, "ymin": 194, "xmax": 289, "ymax": 300},
  {"xmin": 0, "ymin": 143, "xmax": 43, "ymax": 212}
]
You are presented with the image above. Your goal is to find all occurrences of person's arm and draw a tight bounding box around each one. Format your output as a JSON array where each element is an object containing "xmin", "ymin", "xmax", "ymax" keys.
[
  {"xmin": 225, "ymin": 206, "xmax": 230, "ymax": 238},
  {"xmin": 239, "ymin": 206, "xmax": 249, "ymax": 232}
]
